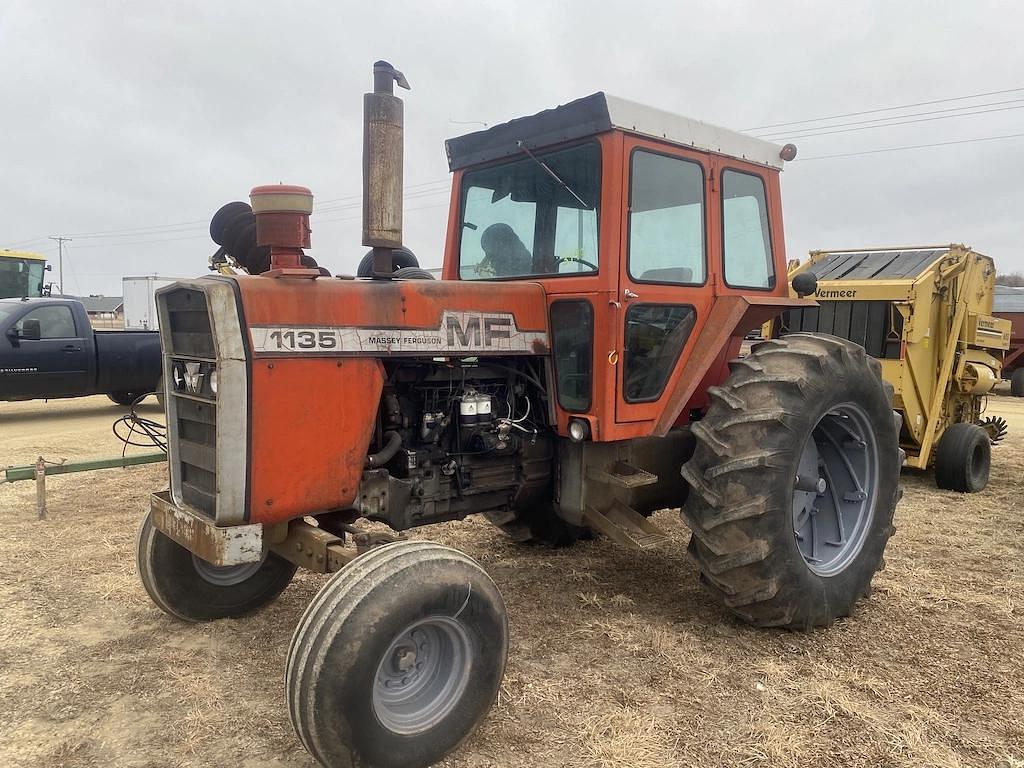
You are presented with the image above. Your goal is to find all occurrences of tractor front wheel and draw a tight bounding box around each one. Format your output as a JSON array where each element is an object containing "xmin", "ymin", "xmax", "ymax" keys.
[
  {"xmin": 286, "ymin": 541, "xmax": 508, "ymax": 768},
  {"xmin": 136, "ymin": 512, "xmax": 296, "ymax": 622},
  {"xmin": 681, "ymin": 333, "xmax": 902, "ymax": 629}
]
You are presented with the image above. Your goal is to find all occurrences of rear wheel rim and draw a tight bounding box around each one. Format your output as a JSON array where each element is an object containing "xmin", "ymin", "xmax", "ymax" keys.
[
  {"xmin": 372, "ymin": 616, "xmax": 473, "ymax": 735},
  {"xmin": 792, "ymin": 402, "xmax": 879, "ymax": 577},
  {"xmin": 191, "ymin": 554, "xmax": 265, "ymax": 586}
]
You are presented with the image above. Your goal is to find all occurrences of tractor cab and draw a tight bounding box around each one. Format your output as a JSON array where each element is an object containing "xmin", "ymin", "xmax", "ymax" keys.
[{"xmin": 440, "ymin": 93, "xmax": 801, "ymax": 440}]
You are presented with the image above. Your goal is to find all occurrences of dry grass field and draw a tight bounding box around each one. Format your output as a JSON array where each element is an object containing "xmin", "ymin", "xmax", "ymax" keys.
[{"xmin": 1, "ymin": 394, "xmax": 1022, "ymax": 768}]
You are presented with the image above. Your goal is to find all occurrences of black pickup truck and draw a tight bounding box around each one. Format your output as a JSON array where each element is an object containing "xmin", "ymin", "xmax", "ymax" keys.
[{"xmin": 0, "ymin": 297, "xmax": 162, "ymax": 404}]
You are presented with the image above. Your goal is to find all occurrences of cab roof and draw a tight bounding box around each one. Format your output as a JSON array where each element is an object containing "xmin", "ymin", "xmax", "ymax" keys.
[
  {"xmin": 445, "ymin": 92, "xmax": 787, "ymax": 172},
  {"xmin": 1, "ymin": 249, "xmax": 46, "ymax": 261}
]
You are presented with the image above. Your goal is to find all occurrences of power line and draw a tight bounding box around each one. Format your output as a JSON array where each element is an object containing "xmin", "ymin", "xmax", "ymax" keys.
[
  {"xmin": 754, "ymin": 97, "xmax": 1024, "ymax": 139},
  {"xmin": 798, "ymin": 131, "xmax": 1024, "ymax": 161},
  {"xmin": 70, "ymin": 233, "xmax": 211, "ymax": 250},
  {"xmin": 744, "ymin": 86, "xmax": 1024, "ymax": 131},
  {"xmin": 7, "ymin": 179, "xmax": 453, "ymax": 247},
  {"xmin": 758, "ymin": 103, "xmax": 1024, "ymax": 141}
]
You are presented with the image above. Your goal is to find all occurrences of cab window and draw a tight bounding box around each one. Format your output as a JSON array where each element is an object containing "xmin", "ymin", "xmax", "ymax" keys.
[
  {"xmin": 628, "ymin": 150, "xmax": 705, "ymax": 284},
  {"xmin": 459, "ymin": 143, "xmax": 600, "ymax": 279},
  {"xmin": 623, "ymin": 304, "xmax": 696, "ymax": 402},
  {"xmin": 550, "ymin": 300, "xmax": 593, "ymax": 412},
  {"xmin": 722, "ymin": 169, "xmax": 774, "ymax": 289}
]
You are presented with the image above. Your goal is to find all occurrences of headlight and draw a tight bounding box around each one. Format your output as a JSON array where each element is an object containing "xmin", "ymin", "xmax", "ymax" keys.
[{"xmin": 568, "ymin": 418, "xmax": 590, "ymax": 442}]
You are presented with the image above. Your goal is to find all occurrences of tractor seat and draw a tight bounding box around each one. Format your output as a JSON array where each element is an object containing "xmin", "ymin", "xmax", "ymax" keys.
[{"xmin": 639, "ymin": 267, "xmax": 693, "ymax": 283}]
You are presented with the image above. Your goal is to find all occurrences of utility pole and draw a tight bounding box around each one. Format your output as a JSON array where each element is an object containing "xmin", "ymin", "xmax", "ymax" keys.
[{"xmin": 49, "ymin": 236, "xmax": 71, "ymax": 295}]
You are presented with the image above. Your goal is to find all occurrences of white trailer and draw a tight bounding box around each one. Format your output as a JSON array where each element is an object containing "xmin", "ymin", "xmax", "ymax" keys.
[{"xmin": 122, "ymin": 276, "xmax": 188, "ymax": 331}]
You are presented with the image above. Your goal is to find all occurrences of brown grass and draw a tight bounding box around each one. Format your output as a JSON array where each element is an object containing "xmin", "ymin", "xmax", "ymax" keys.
[{"xmin": 1, "ymin": 394, "xmax": 1022, "ymax": 767}]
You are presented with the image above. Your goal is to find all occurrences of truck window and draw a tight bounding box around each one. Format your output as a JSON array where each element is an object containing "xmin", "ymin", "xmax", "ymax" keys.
[
  {"xmin": 628, "ymin": 150, "xmax": 705, "ymax": 284},
  {"xmin": 722, "ymin": 169, "xmax": 774, "ymax": 289},
  {"xmin": 16, "ymin": 305, "xmax": 78, "ymax": 339},
  {"xmin": 458, "ymin": 143, "xmax": 600, "ymax": 279}
]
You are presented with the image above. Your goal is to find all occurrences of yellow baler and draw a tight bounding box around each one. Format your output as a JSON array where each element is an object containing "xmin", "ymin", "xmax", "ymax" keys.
[{"xmin": 770, "ymin": 245, "xmax": 1010, "ymax": 492}]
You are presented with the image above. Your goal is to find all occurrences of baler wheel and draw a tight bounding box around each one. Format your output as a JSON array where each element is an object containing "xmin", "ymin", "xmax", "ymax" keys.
[
  {"xmin": 934, "ymin": 422, "xmax": 991, "ymax": 493},
  {"xmin": 286, "ymin": 541, "xmax": 508, "ymax": 768},
  {"xmin": 680, "ymin": 333, "xmax": 902, "ymax": 630},
  {"xmin": 136, "ymin": 512, "xmax": 296, "ymax": 622}
]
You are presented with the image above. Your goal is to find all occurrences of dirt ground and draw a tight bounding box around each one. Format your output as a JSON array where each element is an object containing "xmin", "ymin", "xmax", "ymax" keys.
[{"xmin": 1, "ymin": 394, "xmax": 1022, "ymax": 768}]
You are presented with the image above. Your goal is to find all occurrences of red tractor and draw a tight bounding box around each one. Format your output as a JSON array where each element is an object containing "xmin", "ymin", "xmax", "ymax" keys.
[{"xmin": 139, "ymin": 62, "xmax": 902, "ymax": 767}]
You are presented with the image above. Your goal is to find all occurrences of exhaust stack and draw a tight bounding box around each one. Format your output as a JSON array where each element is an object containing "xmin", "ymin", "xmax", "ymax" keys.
[{"xmin": 363, "ymin": 60, "xmax": 410, "ymax": 278}]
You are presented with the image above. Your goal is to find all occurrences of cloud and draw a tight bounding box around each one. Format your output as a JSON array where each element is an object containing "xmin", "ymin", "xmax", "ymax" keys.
[{"xmin": 2, "ymin": 0, "xmax": 1022, "ymax": 294}]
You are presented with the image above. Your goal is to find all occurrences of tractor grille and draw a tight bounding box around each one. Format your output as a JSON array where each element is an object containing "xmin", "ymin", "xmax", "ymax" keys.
[
  {"xmin": 780, "ymin": 300, "xmax": 904, "ymax": 359},
  {"xmin": 161, "ymin": 287, "xmax": 218, "ymax": 518}
]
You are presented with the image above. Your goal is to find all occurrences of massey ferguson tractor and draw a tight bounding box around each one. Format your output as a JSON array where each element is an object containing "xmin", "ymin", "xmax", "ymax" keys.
[{"xmin": 139, "ymin": 62, "xmax": 902, "ymax": 768}]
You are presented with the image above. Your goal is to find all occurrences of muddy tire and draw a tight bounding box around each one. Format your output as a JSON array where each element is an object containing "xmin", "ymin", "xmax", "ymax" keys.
[
  {"xmin": 136, "ymin": 512, "xmax": 296, "ymax": 622},
  {"xmin": 680, "ymin": 333, "xmax": 901, "ymax": 629},
  {"xmin": 934, "ymin": 422, "xmax": 990, "ymax": 492},
  {"xmin": 1011, "ymin": 368, "xmax": 1024, "ymax": 397},
  {"xmin": 287, "ymin": 541, "xmax": 508, "ymax": 768},
  {"xmin": 483, "ymin": 504, "xmax": 585, "ymax": 546}
]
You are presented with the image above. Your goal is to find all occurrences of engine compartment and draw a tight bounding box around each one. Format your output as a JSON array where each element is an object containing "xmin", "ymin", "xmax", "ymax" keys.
[{"xmin": 355, "ymin": 358, "xmax": 554, "ymax": 530}]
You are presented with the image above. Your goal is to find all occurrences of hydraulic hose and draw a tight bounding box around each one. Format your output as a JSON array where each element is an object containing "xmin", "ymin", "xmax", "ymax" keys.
[{"xmin": 367, "ymin": 431, "xmax": 402, "ymax": 468}]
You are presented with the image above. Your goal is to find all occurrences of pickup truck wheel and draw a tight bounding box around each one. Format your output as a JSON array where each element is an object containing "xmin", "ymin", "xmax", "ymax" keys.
[
  {"xmin": 136, "ymin": 512, "xmax": 296, "ymax": 622},
  {"xmin": 108, "ymin": 392, "xmax": 143, "ymax": 406},
  {"xmin": 286, "ymin": 541, "xmax": 508, "ymax": 768},
  {"xmin": 934, "ymin": 422, "xmax": 990, "ymax": 492},
  {"xmin": 680, "ymin": 334, "xmax": 902, "ymax": 630}
]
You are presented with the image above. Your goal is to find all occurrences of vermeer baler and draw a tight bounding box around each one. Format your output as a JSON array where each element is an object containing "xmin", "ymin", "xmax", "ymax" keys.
[{"xmin": 774, "ymin": 245, "xmax": 1010, "ymax": 492}]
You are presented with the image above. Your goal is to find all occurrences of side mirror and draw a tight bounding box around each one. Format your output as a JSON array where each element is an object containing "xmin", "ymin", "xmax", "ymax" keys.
[
  {"xmin": 19, "ymin": 319, "xmax": 42, "ymax": 341},
  {"xmin": 792, "ymin": 272, "xmax": 818, "ymax": 299}
]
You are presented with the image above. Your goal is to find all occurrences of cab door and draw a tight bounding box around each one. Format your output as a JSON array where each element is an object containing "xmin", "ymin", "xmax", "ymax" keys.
[
  {"xmin": 2, "ymin": 304, "xmax": 91, "ymax": 398},
  {"xmin": 614, "ymin": 138, "xmax": 715, "ymax": 426}
]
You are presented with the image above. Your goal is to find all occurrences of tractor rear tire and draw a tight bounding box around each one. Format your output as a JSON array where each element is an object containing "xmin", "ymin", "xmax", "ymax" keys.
[
  {"xmin": 1011, "ymin": 369, "xmax": 1024, "ymax": 397},
  {"xmin": 286, "ymin": 541, "xmax": 508, "ymax": 768},
  {"xmin": 136, "ymin": 512, "xmax": 296, "ymax": 622},
  {"xmin": 680, "ymin": 333, "xmax": 902, "ymax": 630},
  {"xmin": 934, "ymin": 422, "xmax": 991, "ymax": 492}
]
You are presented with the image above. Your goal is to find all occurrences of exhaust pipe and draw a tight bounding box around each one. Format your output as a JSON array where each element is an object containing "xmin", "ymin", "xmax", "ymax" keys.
[{"xmin": 363, "ymin": 60, "xmax": 410, "ymax": 278}]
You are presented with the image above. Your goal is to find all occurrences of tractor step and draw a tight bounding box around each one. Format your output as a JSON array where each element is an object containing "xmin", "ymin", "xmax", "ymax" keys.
[
  {"xmin": 583, "ymin": 499, "xmax": 670, "ymax": 550},
  {"xmin": 587, "ymin": 460, "xmax": 659, "ymax": 489}
]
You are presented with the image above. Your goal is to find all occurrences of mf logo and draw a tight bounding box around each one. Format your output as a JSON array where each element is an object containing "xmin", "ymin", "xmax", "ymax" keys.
[{"xmin": 445, "ymin": 313, "xmax": 513, "ymax": 347}]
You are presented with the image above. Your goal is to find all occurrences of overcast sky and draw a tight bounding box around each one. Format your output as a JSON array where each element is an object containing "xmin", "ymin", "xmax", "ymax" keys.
[{"xmin": 2, "ymin": 0, "xmax": 1023, "ymax": 296}]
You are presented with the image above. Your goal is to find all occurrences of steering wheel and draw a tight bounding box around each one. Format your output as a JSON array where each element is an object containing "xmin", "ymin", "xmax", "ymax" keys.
[{"xmin": 555, "ymin": 255, "xmax": 599, "ymax": 272}]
